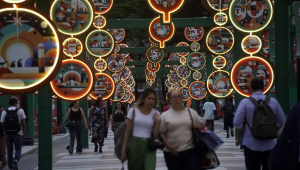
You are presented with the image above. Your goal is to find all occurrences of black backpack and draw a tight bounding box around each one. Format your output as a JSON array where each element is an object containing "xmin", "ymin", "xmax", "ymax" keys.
[
  {"xmin": 4, "ymin": 108, "xmax": 21, "ymax": 134},
  {"xmin": 225, "ymin": 104, "xmax": 234, "ymax": 117},
  {"xmin": 247, "ymin": 96, "xmax": 277, "ymax": 140}
]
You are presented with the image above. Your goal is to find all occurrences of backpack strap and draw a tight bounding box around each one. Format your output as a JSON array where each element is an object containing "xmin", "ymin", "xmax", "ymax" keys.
[
  {"xmin": 248, "ymin": 97, "xmax": 258, "ymax": 107},
  {"xmin": 264, "ymin": 96, "xmax": 271, "ymax": 105}
]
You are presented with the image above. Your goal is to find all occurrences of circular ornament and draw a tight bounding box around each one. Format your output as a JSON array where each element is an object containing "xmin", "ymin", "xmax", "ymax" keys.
[
  {"xmin": 172, "ymin": 82, "xmax": 180, "ymax": 90},
  {"xmin": 112, "ymin": 83, "xmax": 125, "ymax": 101},
  {"xmin": 213, "ymin": 56, "xmax": 226, "ymax": 69},
  {"xmin": 241, "ymin": 35, "xmax": 262, "ymax": 54},
  {"xmin": 187, "ymin": 52, "xmax": 206, "ymax": 71},
  {"xmin": 176, "ymin": 42, "xmax": 190, "ymax": 57},
  {"xmin": 147, "ymin": 62, "xmax": 160, "ymax": 73},
  {"xmin": 179, "ymin": 87, "xmax": 190, "ymax": 101},
  {"xmin": 146, "ymin": 69, "xmax": 155, "ymax": 79},
  {"xmin": 94, "ymin": 58, "xmax": 107, "ymax": 72},
  {"xmin": 107, "ymin": 54, "xmax": 125, "ymax": 72},
  {"xmin": 126, "ymin": 76, "xmax": 134, "ymax": 87},
  {"xmin": 207, "ymin": 0, "xmax": 229, "ymax": 11},
  {"xmin": 180, "ymin": 79, "xmax": 188, "ymax": 87},
  {"xmin": 93, "ymin": 15, "xmax": 106, "ymax": 29},
  {"xmin": 114, "ymin": 44, "xmax": 120, "ymax": 53},
  {"xmin": 206, "ymin": 27, "xmax": 234, "ymax": 55},
  {"xmin": 184, "ymin": 27, "xmax": 204, "ymax": 42},
  {"xmin": 121, "ymin": 88, "xmax": 131, "ymax": 103},
  {"xmin": 50, "ymin": 59, "xmax": 94, "ymax": 101},
  {"xmin": 146, "ymin": 47, "xmax": 164, "ymax": 64},
  {"xmin": 189, "ymin": 81, "xmax": 207, "ymax": 100},
  {"xmin": 165, "ymin": 79, "xmax": 173, "ymax": 88},
  {"xmin": 108, "ymin": 28, "xmax": 125, "ymax": 43},
  {"xmin": 92, "ymin": 0, "xmax": 114, "ymax": 14},
  {"xmin": 169, "ymin": 52, "xmax": 180, "ymax": 61},
  {"xmin": 50, "ymin": 0, "xmax": 94, "ymax": 35},
  {"xmin": 193, "ymin": 71, "xmax": 202, "ymax": 81},
  {"xmin": 176, "ymin": 65, "xmax": 190, "ymax": 79},
  {"xmin": 207, "ymin": 70, "xmax": 233, "ymax": 98},
  {"xmin": 190, "ymin": 42, "xmax": 201, "ymax": 52},
  {"xmin": 62, "ymin": 38, "xmax": 83, "ymax": 57},
  {"xmin": 226, "ymin": 59, "xmax": 233, "ymax": 70},
  {"xmin": 230, "ymin": 56, "xmax": 274, "ymax": 97},
  {"xmin": 119, "ymin": 43, "xmax": 129, "ymax": 58},
  {"xmin": 173, "ymin": 65, "xmax": 179, "ymax": 71},
  {"xmin": 1, "ymin": 0, "xmax": 32, "ymax": 4},
  {"xmin": 170, "ymin": 71, "xmax": 180, "ymax": 83},
  {"xmin": 214, "ymin": 12, "xmax": 228, "ymax": 26},
  {"xmin": 180, "ymin": 57, "xmax": 187, "ymax": 65},
  {"xmin": 112, "ymin": 73, "xmax": 120, "ymax": 83},
  {"xmin": 0, "ymin": 7, "xmax": 61, "ymax": 94},
  {"xmin": 229, "ymin": 0, "xmax": 273, "ymax": 32},
  {"xmin": 85, "ymin": 30, "xmax": 114, "ymax": 58},
  {"xmin": 120, "ymin": 66, "xmax": 131, "ymax": 80},
  {"xmin": 130, "ymin": 81, "xmax": 135, "ymax": 88},
  {"xmin": 89, "ymin": 73, "xmax": 115, "ymax": 100}
]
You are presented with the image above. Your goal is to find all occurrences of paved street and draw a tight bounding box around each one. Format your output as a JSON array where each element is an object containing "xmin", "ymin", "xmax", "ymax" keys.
[{"xmin": 8, "ymin": 120, "xmax": 245, "ymax": 170}]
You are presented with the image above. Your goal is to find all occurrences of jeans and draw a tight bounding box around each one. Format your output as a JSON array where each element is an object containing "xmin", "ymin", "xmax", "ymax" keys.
[
  {"xmin": 69, "ymin": 121, "xmax": 83, "ymax": 152},
  {"xmin": 5, "ymin": 134, "xmax": 23, "ymax": 169},
  {"xmin": 244, "ymin": 146, "xmax": 272, "ymax": 170},
  {"xmin": 164, "ymin": 148, "xmax": 202, "ymax": 170}
]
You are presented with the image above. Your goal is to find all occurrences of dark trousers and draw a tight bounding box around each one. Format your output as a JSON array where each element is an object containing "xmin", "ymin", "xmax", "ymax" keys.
[
  {"xmin": 69, "ymin": 121, "xmax": 83, "ymax": 152},
  {"xmin": 164, "ymin": 148, "xmax": 202, "ymax": 170},
  {"xmin": 244, "ymin": 146, "xmax": 272, "ymax": 170},
  {"xmin": 5, "ymin": 134, "xmax": 23, "ymax": 169}
]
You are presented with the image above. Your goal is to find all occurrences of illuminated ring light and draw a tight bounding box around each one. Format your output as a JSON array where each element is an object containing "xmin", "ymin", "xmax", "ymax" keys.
[
  {"xmin": 120, "ymin": 80, "xmax": 127, "ymax": 88},
  {"xmin": 180, "ymin": 78, "xmax": 188, "ymax": 87},
  {"xmin": 206, "ymin": 27, "xmax": 234, "ymax": 55},
  {"xmin": 206, "ymin": 0, "xmax": 229, "ymax": 11},
  {"xmin": 229, "ymin": 0, "xmax": 273, "ymax": 33},
  {"xmin": 176, "ymin": 42, "xmax": 190, "ymax": 57},
  {"xmin": 148, "ymin": 0, "xmax": 185, "ymax": 23},
  {"xmin": 89, "ymin": 73, "xmax": 115, "ymax": 100},
  {"xmin": 50, "ymin": 59, "xmax": 94, "ymax": 101},
  {"xmin": 179, "ymin": 87, "xmax": 190, "ymax": 101},
  {"xmin": 93, "ymin": 0, "xmax": 114, "ymax": 14},
  {"xmin": 112, "ymin": 83, "xmax": 125, "ymax": 102},
  {"xmin": 230, "ymin": 56, "xmax": 274, "ymax": 97},
  {"xmin": 2, "ymin": 0, "xmax": 32, "ymax": 4},
  {"xmin": 206, "ymin": 70, "xmax": 234, "ymax": 98},
  {"xmin": 170, "ymin": 71, "xmax": 180, "ymax": 83},
  {"xmin": 93, "ymin": 15, "xmax": 106, "ymax": 29},
  {"xmin": 126, "ymin": 76, "xmax": 134, "ymax": 87},
  {"xmin": 213, "ymin": 56, "xmax": 227, "ymax": 70},
  {"xmin": 214, "ymin": 12, "xmax": 228, "ymax": 26},
  {"xmin": 176, "ymin": 65, "xmax": 191, "ymax": 79},
  {"xmin": 62, "ymin": 38, "xmax": 83, "ymax": 58},
  {"xmin": 146, "ymin": 46, "xmax": 164, "ymax": 65},
  {"xmin": 165, "ymin": 79, "xmax": 173, "ymax": 88},
  {"xmin": 190, "ymin": 42, "xmax": 201, "ymax": 52},
  {"xmin": 50, "ymin": 0, "xmax": 94, "ymax": 35},
  {"xmin": 0, "ymin": 7, "xmax": 62, "ymax": 94},
  {"xmin": 188, "ymin": 81, "xmax": 207, "ymax": 100},
  {"xmin": 107, "ymin": 54, "xmax": 126, "ymax": 72},
  {"xmin": 119, "ymin": 43, "xmax": 129, "ymax": 58},
  {"xmin": 94, "ymin": 58, "xmax": 107, "ymax": 72},
  {"xmin": 193, "ymin": 71, "xmax": 202, "ymax": 81},
  {"xmin": 121, "ymin": 88, "xmax": 131, "ymax": 103},
  {"xmin": 149, "ymin": 16, "xmax": 175, "ymax": 48},
  {"xmin": 108, "ymin": 28, "xmax": 126, "ymax": 44},
  {"xmin": 241, "ymin": 35, "xmax": 262, "ymax": 54},
  {"xmin": 112, "ymin": 73, "xmax": 120, "ymax": 83},
  {"xmin": 147, "ymin": 62, "xmax": 160, "ymax": 73},
  {"xmin": 184, "ymin": 27, "xmax": 204, "ymax": 42},
  {"xmin": 114, "ymin": 44, "xmax": 121, "ymax": 53},
  {"xmin": 85, "ymin": 30, "xmax": 115, "ymax": 58},
  {"xmin": 120, "ymin": 66, "xmax": 131, "ymax": 80},
  {"xmin": 187, "ymin": 52, "xmax": 206, "ymax": 71}
]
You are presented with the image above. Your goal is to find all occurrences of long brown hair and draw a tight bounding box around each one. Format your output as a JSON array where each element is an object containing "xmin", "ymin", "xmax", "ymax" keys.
[
  {"xmin": 135, "ymin": 88, "xmax": 157, "ymax": 108},
  {"xmin": 94, "ymin": 97, "xmax": 102, "ymax": 107}
]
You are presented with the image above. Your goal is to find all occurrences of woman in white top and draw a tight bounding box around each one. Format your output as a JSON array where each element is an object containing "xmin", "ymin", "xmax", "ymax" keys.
[
  {"xmin": 121, "ymin": 88, "xmax": 161, "ymax": 170},
  {"xmin": 160, "ymin": 90, "xmax": 204, "ymax": 170}
]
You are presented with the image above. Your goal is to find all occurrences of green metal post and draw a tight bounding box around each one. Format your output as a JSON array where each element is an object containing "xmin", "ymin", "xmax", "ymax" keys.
[
  {"xmin": 38, "ymin": 85, "xmax": 52, "ymax": 170},
  {"xmin": 81, "ymin": 98, "xmax": 89, "ymax": 148},
  {"xmin": 27, "ymin": 93, "xmax": 35, "ymax": 140}
]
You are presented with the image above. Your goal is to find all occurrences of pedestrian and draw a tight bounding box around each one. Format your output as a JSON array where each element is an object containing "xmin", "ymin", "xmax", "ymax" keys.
[
  {"xmin": 222, "ymin": 98, "xmax": 235, "ymax": 138},
  {"xmin": 199, "ymin": 100, "xmax": 204, "ymax": 117},
  {"xmin": 88, "ymin": 97, "xmax": 108, "ymax": 153},
  {"xmin": 88, "ymin": 104, "xmax": 94, "ymax": 136},
  {"xmin": 111, "ymin": 101, "xmax": 127, "ymax": 134},
  {"xmin": 160, "ymin": 90, "xmax": 204, "ymax": 170},
  {"xmin": 0, "ymin": 119, "xmax": 7, "ymax": 170},
  {"xmin": 120, "ymin": 88, "xmax": 161, "ymax": 170},
  {"xmin": 61, "ymin": 101, "xmax": 88, "ymax": 154},
  {"xmin": 203, "ymin": 96, "xmax": 216, "ymax": 131},
  {"xmin": 0, "ymin": 97, "xmax": 26, "ymax": 170},
  {"xmin": 234, "ymin": 78, "xmax": 285, "ymax": 170}
]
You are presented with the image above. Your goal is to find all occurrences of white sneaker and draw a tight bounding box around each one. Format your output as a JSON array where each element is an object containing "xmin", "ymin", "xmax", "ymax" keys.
[{"xmin": 12, "ymin": 159, "xmax": 18, "ymax": 170}]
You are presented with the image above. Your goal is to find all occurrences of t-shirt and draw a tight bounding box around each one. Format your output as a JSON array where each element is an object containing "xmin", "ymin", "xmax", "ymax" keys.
[
  {"xmin": 203, "ymin": 102, "xmax": 216, "ymax": 120},
  {"xmin": 0, "ymin": 106, "xmax": 26, "ymax": 136},
  {"xmin": 127, "ymin": 107, "xmax": 159, "ymax": 138},
  {"xmin": 161, "ymin": 107, "xmax": 204, "ymax": 152}
]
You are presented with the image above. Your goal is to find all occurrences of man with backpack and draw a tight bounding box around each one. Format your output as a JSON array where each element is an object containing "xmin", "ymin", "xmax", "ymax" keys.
[
  {"xmin": 222, "ymin": 98, "xmax": 235, "ymax": 138},
  {"xmin": 0, "ymin": 98, "xmax": 26, "ymax": 170},
  {"xmin": 233, "ymin": 78, "xmax": 286, "ymax": 170}
]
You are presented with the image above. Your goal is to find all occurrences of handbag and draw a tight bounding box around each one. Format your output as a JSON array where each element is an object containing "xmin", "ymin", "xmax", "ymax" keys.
[
  {"xmin": 148, "ymin": 135, "xmax": 164, "ymax": 151},
  {"xmin": 65, "ymin": 121, "xmax": 76, "ymax": 128},
  {"xmin": 200, "ymin": 149, "xmax": 220, "ymax": 169},
  {"xmin": 199, "ymin": 130, "xmax": 223, "ymax": 151}
]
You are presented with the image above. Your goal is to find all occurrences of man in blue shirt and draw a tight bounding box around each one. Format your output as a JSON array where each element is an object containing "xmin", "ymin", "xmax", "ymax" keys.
[{"xmin": 234, "ymin": 78, "xmax": 286, "ymax": 170}]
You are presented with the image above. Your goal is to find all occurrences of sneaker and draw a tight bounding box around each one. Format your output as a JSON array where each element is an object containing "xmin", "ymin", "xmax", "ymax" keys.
[
  {"xmin": 226, "ymin": 134, "xmax": 229, "ymax": 138},
  {"xmin": 231, "ymin": 130, "xmax": 234, "ymax": 137},
  {"xmin": 69, "ymin": 149, "xmax": 73, "ymax": 154},
  {"xmin": 12, "ymin": 159, "xmax": 18, "ymax": 170},
  {"xmin": 99, "ymin": 148, "xmax": 102, "ymax": 153},
  {"xmin": 94, "ymin": 145, "xmax": 98, "ymax": 152}
]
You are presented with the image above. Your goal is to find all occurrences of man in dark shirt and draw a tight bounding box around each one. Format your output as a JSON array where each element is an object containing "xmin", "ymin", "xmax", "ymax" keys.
[
  {"xmin": 222, "ymin": 98, "xmax": 235, "ymax": 138},
  {"xmin": 0, "ymin": 123, "xmax": 7, "ymax": 169}
]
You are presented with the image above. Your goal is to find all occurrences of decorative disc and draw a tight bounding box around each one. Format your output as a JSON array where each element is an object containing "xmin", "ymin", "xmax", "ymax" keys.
[
  {"xmin": 207, "ymin": 70, "xmax": 233, "ymax": 98},
  {"xmin": 112, "ymin": 83, "xmax": 125, "ymax": 101},
  {"xmin": 108, "ymin": 28, "xmax": 125, "ymax": 43},
  {"xmin": 146, "ymin": 46, "xmax": 164, "ymax": 64},
  {"xmin": 121, "ymin": 88, "xmax": 131, "ymax": 103},
  {"xmin": 112, "ymin": 73, "xmax": 120, "ymax": 83},
  {"xmin": 189, "ymin": 81, "xmax": 207, "ymax": 100},
  {"xmin": 180, "ymin": 78, "xmax": 188, "ymax": 87},
  {"xmin": 85, "ymin": 30, "xmax": 114, "ymax": 58},
  {"xmin": 214, "ymin": 12, "xmax": 228, "ymax": 26},
  {"xmin": 169, "ymin": 52, "xmax": 181, "ymax": 61},
  {"xmin": 89, "ymin": 73, "xmax": 115, "ymax": 100},
  {"xmin": 180, "ymin": 57, "xmax": 187, "ymax": 65},
  {"xmin": 190, "ymin": 42, "xmax": 201, "ymax": 52},
  {"xmin": 165, "ymin": 79, "xmax": 173, "ymax": 88},
  {"xmin": 184, "ymin": 27, "xmax": 204, "ymax": 42},
  {"xmin": 94, "ymin": 58, "xmax": 107, "ymax": 72},
  {"xmin": 170, "ymin": 71, "xmax": 180, "ymax": 83},
  {"xmin": 213, "ymin": 56, "xmax": 226, "ymax": 69},
  {"xmin": 241, "ymin": 35, "xmax": 262, "ymax": 54},
  {"xmin": 207, "ymin": 0, "xmax": 230, "ymax": 11},
  {"xmin": 187, "ymin": 52, "xmax": 206, "ymax": 71},
  {"xmin": 193, "ymin": 71, "xmax": 202, "ymax": 81},
  {"xmin": 93, "ymin": 15, "xmax": 106, "ymax": 29},
  {"xmin": 176, "ymin": 65, "xmax": 190, "ymax": 79},
  {"xmin": 119, "ymin": 43, "xmax": 129, "ymax": 58},
  {"xmin": 92, "ymin": 0, "xmax": 114, "ymax": 14},
  {"xmin": 206, "ymin": 27, "xmax": 234, "ymax": 55},
  {"xmin": 120, "ymin": 66, "xmax": 131, "ymax": 80},
  {"xmin": 147, "ymin": 62, "xmax": 160, "ymax": 73},
  {"xmin": 62, "ymin": 38, "xmax": 83, "ymax": 58},
  {"xmin": 180, "ymin": 87, "xmax": 190, "ymax": 101},
  {"xmin": 176, "ymin": 42, "xmax": 189, "ymax": 57},
  {"xmin": 107, "ymin": 54, "xmax": 125, "ymax": 72},
  {"xmin": 114, "ymin": 44, "xmax": 120, "ymax": 53}
]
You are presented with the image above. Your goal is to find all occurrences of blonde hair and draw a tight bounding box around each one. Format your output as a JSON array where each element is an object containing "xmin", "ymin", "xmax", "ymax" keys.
[{"xmin": 135, "ymin": 88, "xmax": 157, "ymax": 108}]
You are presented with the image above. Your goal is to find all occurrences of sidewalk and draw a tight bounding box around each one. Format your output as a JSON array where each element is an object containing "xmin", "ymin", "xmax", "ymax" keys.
[{"xmin": 21, "ymin": 133, "xmax": 69, "ymax": 157}]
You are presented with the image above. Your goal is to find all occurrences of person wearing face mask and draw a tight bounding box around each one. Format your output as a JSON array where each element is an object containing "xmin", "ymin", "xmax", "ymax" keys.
[
  {"xmin": 120, "ymin": 88, "xmax": 161, "ymax": 170},
  {"xmin": 160, "ymin": 90, "xmax": 205, "ymax": 170}
]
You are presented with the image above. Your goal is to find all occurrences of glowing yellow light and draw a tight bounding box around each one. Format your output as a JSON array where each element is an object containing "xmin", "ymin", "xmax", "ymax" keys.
[
  {"xmin": 213, "ymin": 12, "xmax": 228, "ymax": 26},
  {"xmin": 241, "ymin": 35, "xmax": 262, "ymax": 55},
  {"xmin": 93, "ymin": 15, "xmax": 106, "ymax": 29},
  {"xmin": 62, "ymin": 38, "xmax": 83, "ymax": 58},
  {"xmin": 176, "ymin": 42, "xmax": 190, "ymax": 57},
  {"xmin": 206, "ymin": 0, "xmax": 229, "ymax": 11},
  {"xmin": 0, "ymin": 7, "xmax": 61, "ymax": 93},
  {"xmin": 4, "ymin": 0, "xmax": 27, "ymax": 3},
  {"xmin": 94, "ymin": 58, "xmax": 107, "ymax": 72},
  {"xmin": 206, "ymin": 70, "xmax": 233, "ymax": 98},
  {"xmin": 192, "ymin": 71, "xmax": 202, "ymax": 81},
  {"xmin": 229, "ymin": 0, "xmax": 273, "ymax": 33},
  {"xmin": 206, "ymin": 27, "xmax": 234, "ymax": 55},
  {"xmin": 50, "ymin": 0, "xmax": 94, "ymax": 35},
  {"xmin": 89, "ymin": 73, "xmax": 115, "ymax": 100},
  {"xmin": 212, "ymin": 56, "xmax": 227, "ymax": 70},
  {"xmin": 94, "ymin": 0, "xmax": 114, "ymax": 15}
]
